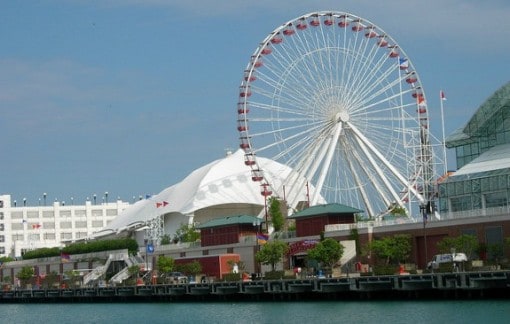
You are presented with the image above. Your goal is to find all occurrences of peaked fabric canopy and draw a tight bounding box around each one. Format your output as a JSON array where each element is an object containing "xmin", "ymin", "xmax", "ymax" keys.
[{"xmin": 92, "ymin": 149, "xmax": 324, "ymax": 238}]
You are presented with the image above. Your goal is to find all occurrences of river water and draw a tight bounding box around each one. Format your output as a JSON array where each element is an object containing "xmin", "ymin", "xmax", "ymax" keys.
[{"xmin": 1, "ymin": 300, "xmax": 509, "ymax": 324}]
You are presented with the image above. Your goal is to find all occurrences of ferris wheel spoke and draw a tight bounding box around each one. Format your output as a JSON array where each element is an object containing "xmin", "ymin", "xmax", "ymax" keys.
[
  {"xmin": 352, "ymin": 130, "xmax": 402, "ymax": 205},
  {"xmin": 348, "ymin": 134, "xmax": 394, "ymax": 208},
  {"xmin": 311, "ymin": 122, "xmax": 344, "ymax": 205},
  {"xmin": 344, "ymin": 143, "xmax": 376, "ymax": 215},
  {"xmin": 348, "ymin": 121, "xmax": 425, "ymax": 203}
]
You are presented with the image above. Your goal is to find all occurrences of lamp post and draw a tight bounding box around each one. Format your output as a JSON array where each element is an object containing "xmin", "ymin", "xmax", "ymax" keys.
[
  {"xmin": 43, "ymin": 193, "xmax": 47, "ymax": 206},
  {"xmin": 253, "ymin": 219, "xmax": 262, "ymax": 276},
  {"xmin": 104, "ymin": 192, "xmax": 108, "ymax": 204},
  {"xmin": 144, "ymin": 238, "xmax": 149, "ymax": 272},
  {"xmin": 451, "ymin": 247, "xmax": 457, "ymax": 272}
]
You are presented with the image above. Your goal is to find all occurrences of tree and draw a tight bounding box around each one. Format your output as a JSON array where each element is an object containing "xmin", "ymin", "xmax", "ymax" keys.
[
  {"xmin": 367, "ymin": 234, "xmax": 412, "ymax": 265},
  {"xmin": 307, "ymin": 238, "xmax": 344, "ymax": 272},
  {"xmin": 177, "ymin": 260, "xmax": 202, "ymax": 277},
  {"xmin": 17, "ymin": 266, "xmax": 34, "ymax": 287},
  {"xmin": 157, "ymin": 255, "xmax": 175, "ymax": 274},
  {"xmin": 160, "ymin": 234, "xmax": 172, "ymax": 245},
  {"xmin": 173, "ymin": 223, "xmax": 200, "ymax": 243},
  {"xmin": 437, "ymin": 234, "xmax": 479, "ymax": 259},
  {"xmin": 256, "ymin": 240, "xmax": 289, "ymax": 271},
  {"xmin": 268, "ymin": 197, "xmax": 284, "ymax": 232}
]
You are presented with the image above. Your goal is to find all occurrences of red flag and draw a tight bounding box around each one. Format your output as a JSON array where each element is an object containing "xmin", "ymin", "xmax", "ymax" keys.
[
  {"xmin": 440, "ymin": 90, "xmax": 446, "ymax": 101},
  {"xmin": 32, "ymin": 224, "xmax": 41, "ymax": 229},
  {"xmin": 156, "ymin": 201, "xmax": 169, "ymax": 208}
]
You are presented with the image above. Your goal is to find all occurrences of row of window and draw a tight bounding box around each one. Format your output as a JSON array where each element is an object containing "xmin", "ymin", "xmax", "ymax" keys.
[
  {"xmin": 440, "ymin": 175, "xmax": 509, "ymax": 197},
  {"xmin": 443, "ymin": 190, "xmax": 509, "ymax": 212},
  {"xmin": 9, "ymin": 220, "xmax": 105, "ymax": 231},
  {"xmin": 9, "ymin": 209, "xmax": 117, "ymax": 219},
  {"xmin": 10, "ymin": 232, "xmax": 88, "ymax": 241}
]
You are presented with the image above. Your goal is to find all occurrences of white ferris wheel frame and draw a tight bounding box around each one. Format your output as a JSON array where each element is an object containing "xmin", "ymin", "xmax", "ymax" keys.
[{"xmin": 236, "ymin": 11, "xmax": 440, "ymax": 219}]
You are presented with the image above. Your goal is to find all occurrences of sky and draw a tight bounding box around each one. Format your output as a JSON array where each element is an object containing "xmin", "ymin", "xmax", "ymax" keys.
[{"xmin": 1, "ymin": 0, "xmax": 509, "ymax": 206}]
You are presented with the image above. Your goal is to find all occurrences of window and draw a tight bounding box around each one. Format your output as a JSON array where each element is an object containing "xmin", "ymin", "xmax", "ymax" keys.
[
  {"xmin": 43, "ymin": 222, "xmax": 55, "ymax": 229},
  {"xmin": 11, "ymin": 223, "xmax": 23, "ymax": 230},
  {"xmin": 11, "ymin": 211, "xmax": 23, "ymax": 219},
  {"xmin": 74, "ymin": 210, "xmax": 86, "ymax": 216},
  {"xmin": 60, "ymin": 221, "xmax": 72, "ymax": 229},
  {"xmin": 76, "ymin": 232, "xmax": 88, "ymax": 239},
  {"xmin": 75, "ymin": 221, "xmax": 87, "ymax": 228},
  {"xmin": 27, "ymin": 211, "xmax": 39, "ymax": 218},
  {"xmin": 450, "ymin": 196, "xmax": 472, "ymax": 212},
  {"xmin": 92, "ymin": 220, "xmax": 103, "ymax": 228},
  {"xmin": 106, "ymin": 209, "xmax": 117, "ymax": 216},
  {"xmin": 12, "ymin": 234, "xmax": 23, "ymax": 241},
  {"xmin": 485, "ymin": 191, "xmax": 507, "ymax": 208},
  {"xmin": 43, "ymin": 211, "xmax": 54, "ymax": 218}
]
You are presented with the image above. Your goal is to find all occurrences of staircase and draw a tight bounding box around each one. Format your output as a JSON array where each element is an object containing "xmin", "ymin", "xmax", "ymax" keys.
[{"xmin": 82, "ymin": 252, "xmax": 130, "ymax": 286}]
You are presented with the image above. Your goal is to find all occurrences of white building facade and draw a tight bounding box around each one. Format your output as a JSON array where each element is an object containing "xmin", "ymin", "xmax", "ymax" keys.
[{"xmin": 0, "ymin": 194, "xmax": 130, "ymax": 258}]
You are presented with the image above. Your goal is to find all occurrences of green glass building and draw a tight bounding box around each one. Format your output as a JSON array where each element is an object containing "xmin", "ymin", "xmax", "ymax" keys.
[{"xmin": 439, "ymin": 82, "xmax": 510, "ymax": 217}]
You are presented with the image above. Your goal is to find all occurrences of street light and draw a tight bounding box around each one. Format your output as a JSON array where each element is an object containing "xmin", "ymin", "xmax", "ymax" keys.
[{"xmin": 253, "ymin": 219, "xmax": 262, "ymax": 276}]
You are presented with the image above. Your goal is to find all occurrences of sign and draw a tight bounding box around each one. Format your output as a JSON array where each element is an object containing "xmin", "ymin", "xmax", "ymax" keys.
[
  {"xmin": 286, "ymin": 240, "xmax": 318, "ymax": 256},
  {"xmin": 146, "ymin": 243, "xmax": 154, "ymax": 254}
]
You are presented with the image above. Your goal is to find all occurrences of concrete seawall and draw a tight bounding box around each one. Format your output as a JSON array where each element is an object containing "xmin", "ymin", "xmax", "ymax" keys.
[{"xmin": 2, "ymin": 271, "xmax": 509, "ymax": 303}]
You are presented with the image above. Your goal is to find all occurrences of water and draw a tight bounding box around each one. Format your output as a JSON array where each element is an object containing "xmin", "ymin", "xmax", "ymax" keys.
[{"xmin": 1, "ymin": 300, "xmax": 509, "ymax": 324}]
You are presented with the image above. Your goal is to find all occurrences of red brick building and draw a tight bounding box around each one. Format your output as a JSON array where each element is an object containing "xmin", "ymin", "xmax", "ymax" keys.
[
  {"xmin": 198, "ymin": 215, "xmax": 263, "ymax": 247},
  {"xmin": 288, "ymin": 203, "xmax": 361, "ymax": 237}
]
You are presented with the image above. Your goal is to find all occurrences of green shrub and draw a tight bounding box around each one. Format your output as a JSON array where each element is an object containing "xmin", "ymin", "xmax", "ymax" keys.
[
  {"xmin": 264, "ymin": 270, "xmax": 285, "ymax": 280},
  {"xmin": 223, "ymin": 273, "xmax": 241, "ymax": 282}
]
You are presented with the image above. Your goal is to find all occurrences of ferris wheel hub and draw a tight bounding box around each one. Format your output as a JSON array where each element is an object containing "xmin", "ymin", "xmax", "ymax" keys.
[{"xmin": 336, "ymin": 111, "xmax": 350, "ymax": 122}]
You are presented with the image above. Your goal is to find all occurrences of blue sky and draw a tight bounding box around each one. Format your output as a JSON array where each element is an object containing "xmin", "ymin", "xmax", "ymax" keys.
[{"xmin": 1, "ymin": 0, "xmax": 509, "ymax": 205}]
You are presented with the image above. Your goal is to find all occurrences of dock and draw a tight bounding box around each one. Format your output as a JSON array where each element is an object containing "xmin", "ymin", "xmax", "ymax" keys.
[{"xmin": 2, "ymin": 271, "xmax": 510, "ymax": 303}]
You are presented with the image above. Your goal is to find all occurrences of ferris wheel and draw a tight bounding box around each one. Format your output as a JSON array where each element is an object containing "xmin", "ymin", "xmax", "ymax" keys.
[{"xmin": 237, "ymin": 11, "xmax": 440, "ymax": 218}]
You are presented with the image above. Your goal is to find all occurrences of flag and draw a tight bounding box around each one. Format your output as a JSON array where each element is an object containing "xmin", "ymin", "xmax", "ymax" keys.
[
  {"xmin": 440, "ymin": 90, "xmax": 447, "ymax": 101},
  {"xmin": 156, "ymin": 201, "xmax": 169, "ymax": 208},
  {"xmin": 399, "ymin": 57, "xmax": 409, "ymax": 70},
  {"xmin": 257, "ymin": 233, "xmax": 269, "ymax": 245},
  {"xmin": 32, "ymin": 223, "xmax": 41, "ymax": 229},
  {"xmin": 61, "ymin": 253, "xmax": 71, "ymax": 263}
]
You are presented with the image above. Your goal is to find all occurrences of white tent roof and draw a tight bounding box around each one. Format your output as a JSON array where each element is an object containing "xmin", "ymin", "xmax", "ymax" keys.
[{"xmin": 92, "ymin": 149, "xmax": 322, "ymax": 238}]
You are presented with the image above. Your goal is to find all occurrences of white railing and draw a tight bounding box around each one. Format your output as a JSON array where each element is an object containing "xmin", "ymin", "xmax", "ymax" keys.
[
  {"xmin": 324, "ymin": 206, "xmax": 510, "ymax": 233},
  {"xmin": 82, "ymin": 252, "xmax": 130, "ymax": 286}
]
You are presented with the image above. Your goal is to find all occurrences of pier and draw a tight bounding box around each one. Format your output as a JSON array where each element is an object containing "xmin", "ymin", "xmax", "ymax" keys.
[{"xmin": 2, "ymin": 271, "xmax": 510, "ymax": 303}]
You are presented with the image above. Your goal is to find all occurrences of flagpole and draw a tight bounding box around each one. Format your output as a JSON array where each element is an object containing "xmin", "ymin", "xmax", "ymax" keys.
[{"xmin": 440, "ymin": 90, "xmax": 448, "ymax": 175}]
